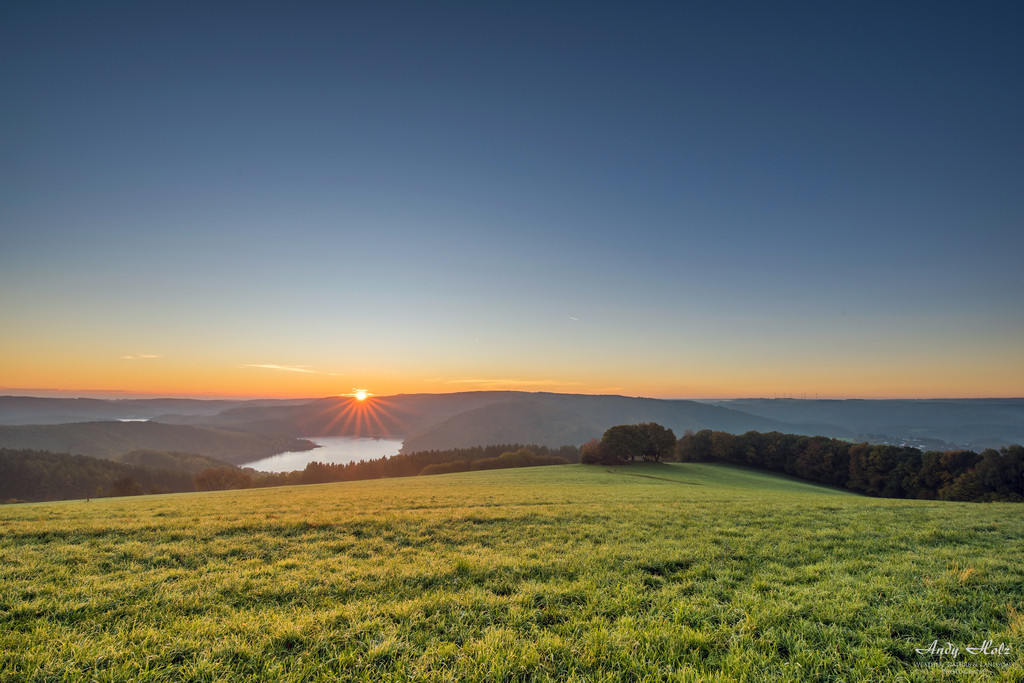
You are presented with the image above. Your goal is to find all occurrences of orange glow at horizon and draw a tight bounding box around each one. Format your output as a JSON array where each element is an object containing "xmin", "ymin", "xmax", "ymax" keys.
[{"xmin": 1, "ymin": 344, "xmax": 1022, "ymax": 400}]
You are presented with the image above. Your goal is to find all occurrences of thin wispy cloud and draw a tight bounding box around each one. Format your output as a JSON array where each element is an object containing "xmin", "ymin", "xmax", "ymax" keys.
[
  {"xmin": 122, "ymin": 354, "xmax": 163, "ymax": 360},
  {"xmin": 567, "ymin": 316, "xmax": 578, "ymax": 321},
  {"xmin": 244, "ymin": 364, "xmax": 316, "ymax": 373},
  {"xmin": 448, "ymin": 378, "xmax": 582, "ymax": 387},
  {"xmin": 329, "ymin": 373, "xmax": 345, "ymax": 376}
]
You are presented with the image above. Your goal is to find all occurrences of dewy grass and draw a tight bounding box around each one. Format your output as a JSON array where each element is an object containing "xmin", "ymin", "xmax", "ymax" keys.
[{"xmin": 1, "ymin": 463, "xmax": 1021, "ymax": 681}]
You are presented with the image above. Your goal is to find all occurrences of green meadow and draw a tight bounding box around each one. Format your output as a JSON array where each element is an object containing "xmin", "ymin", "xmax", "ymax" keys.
[{"xmin": 2, "ymin": 463, "xmax": 1022, "ymax": 682}]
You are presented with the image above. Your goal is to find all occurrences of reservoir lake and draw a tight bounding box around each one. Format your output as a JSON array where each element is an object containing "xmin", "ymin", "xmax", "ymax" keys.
[{"xmin": 242, "ymin": 436, "xmax": 403, "ymax": 472}]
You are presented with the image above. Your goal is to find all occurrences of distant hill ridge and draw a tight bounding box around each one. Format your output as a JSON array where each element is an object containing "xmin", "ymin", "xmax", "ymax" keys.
[
  {"xmin": 151, "ymin": 391, "xmax": 850, "ymax": 451},
  {"xmin": 4, "ymin": 393, "xmax": 1022, "ymax": 453},
  {"xmin": 712, "ymin": 398, "xmax": 1024, "ymax": 449},
  {"xmin": 0, "ymin": 422, "xmax": 315, "ymax": 464},
  {"xmin": 0, "ymin": 396, "xmax": 316, "ymax": 425},
  {"xmin": 401, "ymin": 400, "xmax": 602, "ymax": 451}
]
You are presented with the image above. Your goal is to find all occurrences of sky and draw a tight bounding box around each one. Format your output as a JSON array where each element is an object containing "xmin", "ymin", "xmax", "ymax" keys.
[{"xmin": 1, "ymin": 1, "xmax": 1022, "ymax": 400}]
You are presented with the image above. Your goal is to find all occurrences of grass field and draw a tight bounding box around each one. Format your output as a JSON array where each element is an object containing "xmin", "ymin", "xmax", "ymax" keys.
[{"xmin": 2, "ymin": 463, "xmax": 1022, "ymax": 681}]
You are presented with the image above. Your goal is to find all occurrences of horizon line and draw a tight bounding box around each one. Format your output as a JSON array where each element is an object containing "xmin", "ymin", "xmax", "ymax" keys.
[{"xmin": 2, "ymin": 389, "xmax": 1022, "ymax": 402}]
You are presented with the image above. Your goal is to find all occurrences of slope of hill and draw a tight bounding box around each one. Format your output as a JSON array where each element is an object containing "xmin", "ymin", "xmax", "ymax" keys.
[
  {"xmin": 152, "ymin": 392, "xmax": 533, "ymax": 436},
  {"xmin": 399, "ymin": 393, "xmax": 849, "ymax": 452},
  {"xmin": 401, "ymin": 400, "xmax": 604, "ymax": 451},
  {"xmin": 0, "ymin": 396, "xmax": 316, "ymax": 425},
  {"xmin": 112, "ymin": 450, "xmax": 239, "ymax": 472},
  {"xmin": 712, "ymin": 398, "xmax": 1024, "ymax": 448},
  {"xmin": 0, "ymin": 448, "xmax": 198, "ymax": 502},
  {"xmin": 0, "ymin": 422, "xmax": 314, "ymax": 464},
  {"xmin": 6, "ymin": 395, "xmax": 1023, "ymax": 451},
  {"xmin": 153, "ymin": 391, "xmax": 846, "ymax": 450},
  {"xmin": 5, "ymin": 464, "xmax": 1020, "ymax": 681},
  {"xmin": 535, "ymin": 393, "xmax": 845, "ymax": 437}
]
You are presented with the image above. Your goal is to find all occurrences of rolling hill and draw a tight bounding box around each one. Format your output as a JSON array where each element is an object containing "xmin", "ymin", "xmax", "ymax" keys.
[
  {"xmin": 711, "ymin": 398, "xmax": 1024, "ymax": 448},
  {"xmin": 7, "ymin": 393, "xmax": 1022, "ymax": 454},
  {"xmin": 0, "ymin": 422, "xmax": 314, "ymax": 464},
  {"xmin": 112, "ymin": 449, "xmax": 239, "ymax": 472},
  {"xmin": 154, "ymin": 391, "xmax": 850, "ymax": 450},
  {"xmin": 0, "ymin": 396, "xmax": 316, "ymax": 425},
  {"xmin": 4, "ymin": 463, "xmax": 1019, "ymax": 681},
  {"xmin": 151, "ymin": 392, "xmax": 533, "ymax": 436},
  {"xmin": 401, "ymin": 399, "xmax": 604, "ymax": 451},
  {"xmin": 398, "ymin": 394, "xmax": 850, "ymax": 451}
]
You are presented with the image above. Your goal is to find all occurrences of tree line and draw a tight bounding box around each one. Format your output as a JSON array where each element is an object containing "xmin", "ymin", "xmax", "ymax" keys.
[
  {"xmin": 238, "ymin": 443, "xmax": 579, "ymax": 488},
  {"xmin": 580, "ymin": 425, "xmax": 1024, "ymax": 502},
  {"xmin": 1, "ymin": 443, "xmax": 581, "ymax": 501},
  {"xmin": 418, "ymin": 448, "xmax": 570, "ymax": 475}
]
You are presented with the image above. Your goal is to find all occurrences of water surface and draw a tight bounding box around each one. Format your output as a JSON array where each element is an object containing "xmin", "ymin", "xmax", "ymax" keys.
[{"xmin": 242, "ymin": 436, "xmax": 403, "ymax": 472}]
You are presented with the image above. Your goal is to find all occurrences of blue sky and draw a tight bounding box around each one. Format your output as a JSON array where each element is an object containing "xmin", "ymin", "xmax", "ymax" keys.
[{"xmin": 1, "ymin": 1, "xmax": 1022, "ymax": 398}]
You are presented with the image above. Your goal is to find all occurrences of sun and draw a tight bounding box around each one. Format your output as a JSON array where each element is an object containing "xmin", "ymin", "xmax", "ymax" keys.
[{"xmin": 353, "ymin": 389, "xmax": 369, "ymax": 401}]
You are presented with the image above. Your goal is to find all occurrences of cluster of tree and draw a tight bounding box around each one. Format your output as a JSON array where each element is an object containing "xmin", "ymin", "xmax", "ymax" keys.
[
  {"xmin": 674, "ymin": 429, "xmax": 1024, "ymax": 502},
  {"xmin": 0, "ymin": 448, "xmax": 197, "ymax": 502},
  {"xmin": 580, "ymin": 423, "xmax": 677, "ymax": 465},
  {"xmin": 418, "ymin": 448, "xmax": 570, "ymax": 476}
]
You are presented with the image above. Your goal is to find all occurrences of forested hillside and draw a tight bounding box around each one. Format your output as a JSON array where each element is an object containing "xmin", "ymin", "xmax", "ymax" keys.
[
  {"xmin": 711, "ymin": 398, "xmax": 1024, "ymax": 449},
  {"xmin": 673, "ymin": 430, "xmax": 1024, "ymax": 502},
  {"xmin": 0, "ymin": 422, "xmax": 314, "ymax": 464},
  {"xmin": 0, "ymin": 396, "xmax": 315, "ymax": 425},
  {"xmin": 11, "ymin": 393, "xmax": 1022, "ymax": 451},
  {"xmin": 112, "ymin": 450, "xmax": 238, "ymax": 472},
  {"xmin": 151, "ymin": 392, "xmax": 839, "ymax": 444},
  {"xmin": 0, "ymin": 449, "xmax": 197, "ymax": 502}
]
